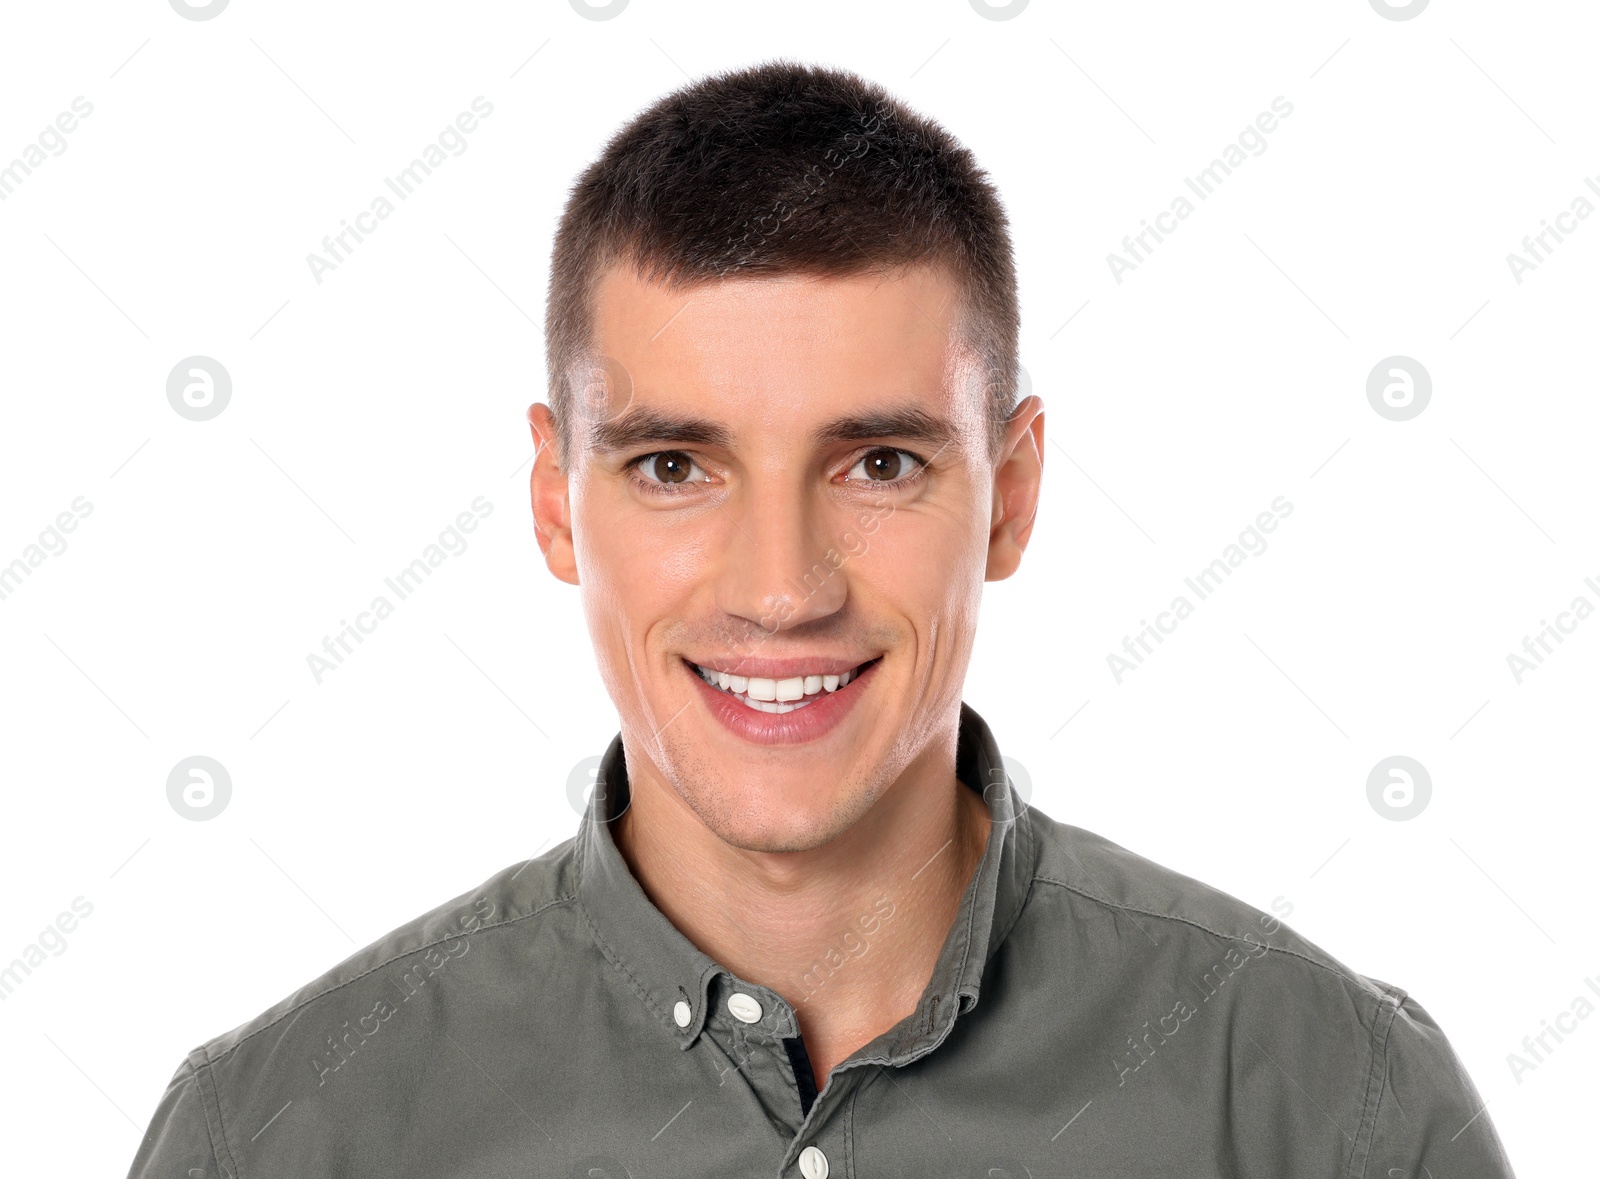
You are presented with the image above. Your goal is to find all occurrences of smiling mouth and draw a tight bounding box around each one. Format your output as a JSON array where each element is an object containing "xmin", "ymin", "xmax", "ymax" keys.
[{"xmin": 685, "ymin": 657, "xmax": 882, "ymax": 714}]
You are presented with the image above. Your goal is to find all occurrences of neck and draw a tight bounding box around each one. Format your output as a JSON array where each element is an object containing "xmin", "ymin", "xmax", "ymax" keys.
[{"xmin": 612, "ymin": 737, "xmax": 991, "ymax": 1083}]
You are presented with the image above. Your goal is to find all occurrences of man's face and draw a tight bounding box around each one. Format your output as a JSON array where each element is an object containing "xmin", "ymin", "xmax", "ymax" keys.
[{"xmin": 529, "ymin": 263, "xmax": 1042, "ymax": 853}]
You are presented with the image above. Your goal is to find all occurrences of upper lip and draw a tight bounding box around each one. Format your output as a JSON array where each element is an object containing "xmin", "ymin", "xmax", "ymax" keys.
[{"xmin": 684, "ymin": 655, "xmax": 880, "ymax": 678}]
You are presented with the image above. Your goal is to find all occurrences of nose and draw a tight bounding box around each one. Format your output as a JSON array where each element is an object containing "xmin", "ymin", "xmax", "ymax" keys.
[{"xmin": 713, "ymin": 482, "xmax": 849, "ymax": 634}]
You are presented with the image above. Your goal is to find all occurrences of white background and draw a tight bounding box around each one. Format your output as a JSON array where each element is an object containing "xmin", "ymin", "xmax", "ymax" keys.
[{"xmin": 1, "ymin": 1, "xmax": 1594, "ymax": 1174}]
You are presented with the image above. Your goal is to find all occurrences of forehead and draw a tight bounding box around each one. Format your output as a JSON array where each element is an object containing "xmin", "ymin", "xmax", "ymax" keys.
[{"xmin": 582, "ymin": 263, "xmax": 982, "ymax": 443}]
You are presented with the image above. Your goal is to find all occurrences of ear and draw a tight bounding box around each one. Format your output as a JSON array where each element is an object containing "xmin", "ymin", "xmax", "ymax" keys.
[
  {"xmin": 527, "ymin": 403, "xmax": 579, "ymax": 585},
  {"xmin": 985, "ymin": 395, "xmax": 1045, "ymax": 582}
]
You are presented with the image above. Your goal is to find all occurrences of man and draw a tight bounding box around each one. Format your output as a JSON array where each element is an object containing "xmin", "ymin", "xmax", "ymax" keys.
[{"xmin": 128, "ymin": 61, "xmax": 1515, "ymax": 1179}]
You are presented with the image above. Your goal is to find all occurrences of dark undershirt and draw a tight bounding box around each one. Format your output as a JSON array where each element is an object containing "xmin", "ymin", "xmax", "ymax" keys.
[{"xmin": 782, "ymin": 1034, "xmax": 820, "ymax": 1118}]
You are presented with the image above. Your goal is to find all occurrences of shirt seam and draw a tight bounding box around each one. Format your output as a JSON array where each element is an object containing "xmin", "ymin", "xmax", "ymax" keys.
[
  {"xmin": 1034, "ymin": 872, "xmax": 1401, "ymax": 1176},
  {"xmin": 193, "ymin": 893, "xmax": 578, "ymax": 1070},
  {"xmin": 192, "ymin": 1040, "xmax": 241, "ymax": 1178},
  {"xmin": 1030, "ymin": 873, "xmax": 1357, "ymax": 984},
  {"xmin": 939, "ymin": 803, "xmax": 1031, "ymax": 1019},
  {"xmin": 987, "ymin": 870, "xmax": 1035, "ymax": 965},
  {"xmin": 1349, "ymin": 986, "xmax": 1404, "ymax": 1179},
  {"xmin": 946, "ymin": 849, "xmax": 986, "ymax": 1004},
  {"xmin": 846, "ymin": 1075, "xmax": 862, "ymax": 1179},
  {"xmin": 574, "ymin": 893, "xmax": 676, "ymax": 1030}
]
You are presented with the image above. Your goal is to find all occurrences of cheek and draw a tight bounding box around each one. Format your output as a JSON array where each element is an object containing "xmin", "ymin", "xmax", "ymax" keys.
[
  {"xmin": 572, "ymin": 499, "xmax": 651, "ymax": 685},
  {"xmin": 573, "ymin": 478, "xmax": 717, "ymax": 599},
  {"xmin": 652, "ymin": 528, "xmax": 721, "ymax": 591},
  {"xmin": 573, "ymin": 496, "xmax": 716, "ymax": 677},
  {"xmin": 849, "ymin": 497, "xmax": 987, "ymax": 611},
  {"xmin": 578, "ymin": 577, "xmax": 634, "ymax": 704},
  {"xmin": 847, "ymin": 497, "xmax": 988, "ymax": 690}
]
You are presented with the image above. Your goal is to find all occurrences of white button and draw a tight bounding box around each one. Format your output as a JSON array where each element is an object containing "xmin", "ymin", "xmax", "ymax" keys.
[
  {"xmin": 798, "ymin": 1145, "xmax": 828, "ymax": 1179},
  {"xmin": 672, "ymin": 1000, "xmax": 691, "ymax": 1028},
  {"xmin": 727, "ymin": 992, "xmax": 763, "ymax": 1023}
]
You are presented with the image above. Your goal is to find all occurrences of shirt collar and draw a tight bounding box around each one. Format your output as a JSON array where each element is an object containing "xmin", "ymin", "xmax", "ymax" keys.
[{"xmin": 572, "ymin": 701, "xmax": 1037, "ymax": 1059}]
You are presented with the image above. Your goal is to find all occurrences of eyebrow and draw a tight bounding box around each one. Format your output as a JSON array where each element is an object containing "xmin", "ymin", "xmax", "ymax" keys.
[
  {"xmin": 587, "ymin": 408, "xmax": 733, "ymax": 455},
  {"xmin": 810, "ymin": 405, "xmax": 958, "ymax": 452},
  {"xmin": 586, "ymin": 403, "xmax": 960, "ymax": 456}
]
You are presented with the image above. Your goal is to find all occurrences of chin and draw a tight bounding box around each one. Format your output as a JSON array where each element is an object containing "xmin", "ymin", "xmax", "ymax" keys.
[{"xmin": 682, "ymin": 771, "xmax": 873, "ymax": 854}]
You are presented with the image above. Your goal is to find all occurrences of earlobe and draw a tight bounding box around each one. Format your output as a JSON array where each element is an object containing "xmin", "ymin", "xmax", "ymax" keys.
[
  {"xmin": 985, "ymin": 396, "xmax": 1045, "ymax": 583},
  {"xmin": 527, "ymin": 403, "xmax": 580, "ymax": 586}
]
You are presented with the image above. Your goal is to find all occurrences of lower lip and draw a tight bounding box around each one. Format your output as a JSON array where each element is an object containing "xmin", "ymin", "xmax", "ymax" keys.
[{"xmin": 685, "ymin": 658, "xmax": 881, "ymax": 746}]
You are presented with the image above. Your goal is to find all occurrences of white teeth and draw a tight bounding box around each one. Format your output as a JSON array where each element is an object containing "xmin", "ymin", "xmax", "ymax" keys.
[
  {"xmin": 692, "ymin": 660, "xmax": 872, "ymax": 710},
  {"xmin": 750, "ymin": 698, "xmax": 810, "ymax": 714}
]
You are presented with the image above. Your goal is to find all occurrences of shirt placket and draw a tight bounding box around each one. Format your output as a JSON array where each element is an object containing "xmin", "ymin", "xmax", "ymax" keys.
[{"xmin": 697, "ymin": 973, "xmax": 855, "ymax": 1177}]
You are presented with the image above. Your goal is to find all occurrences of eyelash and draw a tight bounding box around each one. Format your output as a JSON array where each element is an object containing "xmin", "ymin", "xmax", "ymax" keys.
[
  {"xmin": 624, "ymin": 453, "xmax": 706, "ymax": 497},
  {"xmin": 624, "ymin": 448, "xmax": 930, "ymax": 497}
]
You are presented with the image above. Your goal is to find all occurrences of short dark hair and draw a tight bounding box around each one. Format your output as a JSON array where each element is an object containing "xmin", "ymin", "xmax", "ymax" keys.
[{"xmin": 543, "ymin": 59, "xmax": 1020, "ymax": 469}]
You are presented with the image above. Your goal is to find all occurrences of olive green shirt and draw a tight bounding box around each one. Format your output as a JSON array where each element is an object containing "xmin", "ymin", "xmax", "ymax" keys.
[{"xmin": 126, "ymin": 703, "xmax": 1516, "ymax": 1178}]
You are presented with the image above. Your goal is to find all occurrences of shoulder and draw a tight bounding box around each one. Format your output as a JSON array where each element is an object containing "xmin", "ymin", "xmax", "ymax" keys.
[
  {"xmin": 1021, "ymin": 807, "xmax": 1401, "ymax": 1011},
  {"xmin": 128, "ymin": 842, "xmax": 582, "ymax": 1177},
  {"xmin": 1002, "ymin": 812, "xmax": 1512, "ymax": 1173},
  {"xmin": 190, "ymin": 837, "xmax": 579, "ymax": 1069}
]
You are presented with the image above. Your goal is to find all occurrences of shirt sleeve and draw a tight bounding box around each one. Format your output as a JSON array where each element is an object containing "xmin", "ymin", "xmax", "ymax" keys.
[
  {"xmin": 125, "ymin": 1056, "xmax": 229, "ymax": 1179},
  {"xmin": 1360, "ymin": 990, "xmax": 1517, "ymax": 1179}
]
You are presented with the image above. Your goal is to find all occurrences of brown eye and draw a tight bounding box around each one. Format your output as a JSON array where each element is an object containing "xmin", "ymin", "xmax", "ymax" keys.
[
  {"xmin": 849, "ymin": 448, "xmax": 923, "ymax": 483},
  {"xmin": 652, "ymin": 453, "xmax": 690, "ymax": 483},
  {"xmin": 633, "ymin": 451, "xmax": 704, "ymax": 487}
]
